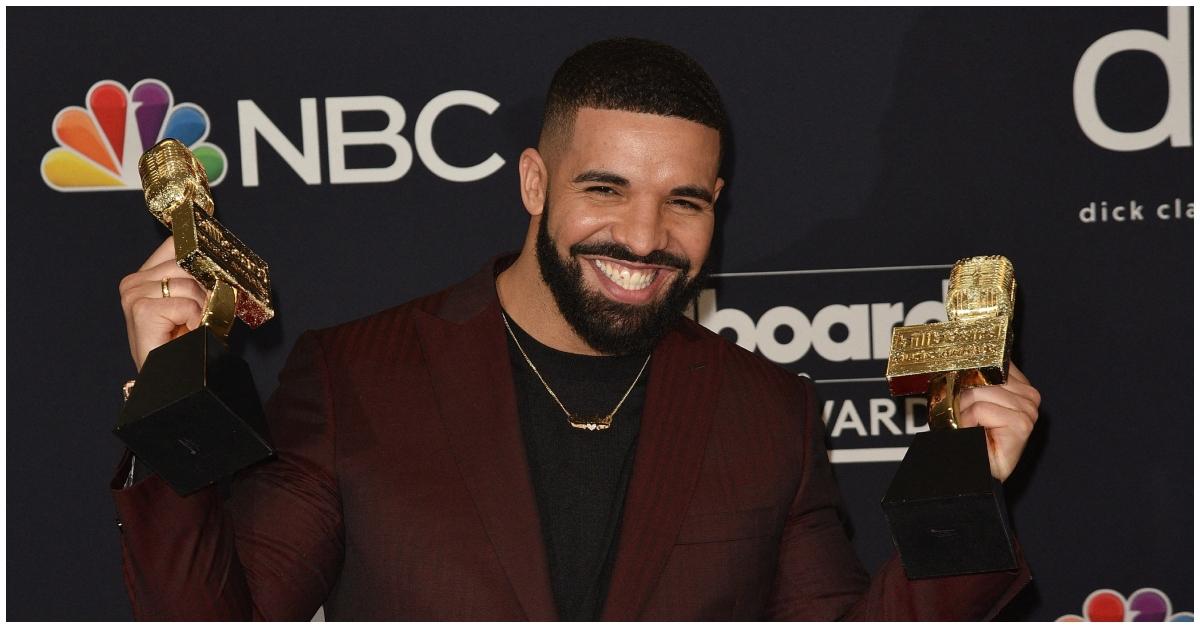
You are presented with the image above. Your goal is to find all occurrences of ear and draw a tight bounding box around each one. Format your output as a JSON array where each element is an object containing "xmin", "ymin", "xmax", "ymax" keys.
[
  {"xmin": 518, "ymin": 148, "xmax": 549, "ymax": 216},
  {"xmin": 712, "ymin": 176, "xmax": 726, "ymax": 206}
]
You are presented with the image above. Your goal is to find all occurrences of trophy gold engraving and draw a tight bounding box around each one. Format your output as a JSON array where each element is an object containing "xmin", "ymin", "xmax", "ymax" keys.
[
  {"xmin": 114, "ymin": 139, "xmax": 275, "ymax": 495},
  {"xmin": 880, "ymin": 255, "xmax": 1019, "ymax": 579}
]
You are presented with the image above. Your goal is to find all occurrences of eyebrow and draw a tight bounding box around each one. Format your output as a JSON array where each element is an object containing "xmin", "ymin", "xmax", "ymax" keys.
[
  {"xmin": 669, "ymin": 184, "xmax": 714, "ymax": 204},
  {"xmin": 572, "ymin": 169, "xmax": 714, "ymax": 204},
  {"xmin": 572, "ymin": 169, "xmax": 629, "ymax": 187}
]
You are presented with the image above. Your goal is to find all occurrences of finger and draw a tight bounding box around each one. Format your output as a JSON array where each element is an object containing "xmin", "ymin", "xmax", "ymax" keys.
[
  {"xmin": 130, "ymin": 296, "xmax": 205, "ymax": 330},
  {"xmin": 959, "ymin": 385, "xmax": 1039, "ymax": 423},
  {"xmin": 997, "ymin": 367, "xmax": 1042, "ymax": 410},
  {"xmin": 139, "ymin": 236, "xmax": 177, "ymax": 271},
  {"xmin": 140, "ymin": 275, "xmax": 208, "ymax": 308},
  {"xmin": 957, "ymin": 401, "xmax": 1036, "ymax": 481},
  {"xmin": 957, "ymin": 400, "xmax": 1036, "ymax": 436},
  {"xmin": 1007, "ymin": 362, "xmax": 1030, "ymax": 385},
  {"xmin": 138, "ymin": 257, "xmax": 194, "ymax": 281},
  {"xmin": 120, "ymin": 259, "xmax": 192, "ymax": 298},
  {"xmin": 1000, "ymin": 380, "xmax": 1041, "ymax": 414},
  {"xmin": 121, "ymin": 263, "xmax": 207, "ymax": 313},
  {"xmin": 120, "ymin": 258, "xmax": 191, "ymax": 301},
  {"xmin": 129, "ymin": 297, "xmax": 204, "ymax": 370}
]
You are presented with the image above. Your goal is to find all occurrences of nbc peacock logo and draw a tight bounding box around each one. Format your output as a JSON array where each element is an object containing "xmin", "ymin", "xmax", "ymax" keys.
[
  {"xmin": 41, "ymin": 79, "xmax": 227, "ymax": 191},
  {"xmin": 1057, "ymin": 588, "xmax": 1194, "ymax": 622}
]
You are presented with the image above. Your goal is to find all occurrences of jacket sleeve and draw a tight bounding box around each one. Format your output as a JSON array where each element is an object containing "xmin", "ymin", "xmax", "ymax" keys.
[
  {"xmin": 764, "ymin": 376, "xmax": 1031, "ymax": 620},
  {"xmin": 110, "ymin": 330, "xmax": 343, "ymax": 620}
]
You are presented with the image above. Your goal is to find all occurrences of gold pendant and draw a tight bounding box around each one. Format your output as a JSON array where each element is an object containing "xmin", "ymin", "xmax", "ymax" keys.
[{"xmin": 568, "ymin": 414, "xmax": 613, "ymax": 431}]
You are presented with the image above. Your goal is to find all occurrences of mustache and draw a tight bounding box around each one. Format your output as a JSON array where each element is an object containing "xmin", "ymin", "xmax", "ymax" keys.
[{"xmin": 569, "ymin": 242, "xmax": 691, "ymax": 271}]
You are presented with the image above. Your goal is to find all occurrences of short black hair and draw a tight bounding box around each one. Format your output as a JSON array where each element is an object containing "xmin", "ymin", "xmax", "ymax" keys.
[{"xmin": 540, "ymin": 37, "xmax": 730, "ymax": 164}]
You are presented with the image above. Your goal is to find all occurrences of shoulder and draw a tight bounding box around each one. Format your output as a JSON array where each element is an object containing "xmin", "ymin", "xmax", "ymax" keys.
[
  {"xmin": 673, "ymin": 316, "xmax": 818, "ymax": 471},
  {"xmin": 674, "ymin": 316, "xmax": 815, "ymax": 407},
  {"xmin": 296, "ymin": 286, "xmax": 461, "ymax": 376},
  {"xmin": 302, "ymin": 256, "xmax": 503, "ymax": 360}
]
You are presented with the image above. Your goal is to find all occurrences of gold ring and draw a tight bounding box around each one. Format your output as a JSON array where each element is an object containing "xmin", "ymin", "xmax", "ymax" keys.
[{"xmin": 161, "ymin": 277, "xmax": 171, "ymax": 299}]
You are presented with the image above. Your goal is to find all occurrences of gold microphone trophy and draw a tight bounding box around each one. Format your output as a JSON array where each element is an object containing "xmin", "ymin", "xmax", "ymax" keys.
[
  {"xmin": 881, "ymin": 255, "xmax": 1019, "ymax": 578},
  {"xmin": 114, "ymin": 139, "xmax": 275, "ymax": 495}
]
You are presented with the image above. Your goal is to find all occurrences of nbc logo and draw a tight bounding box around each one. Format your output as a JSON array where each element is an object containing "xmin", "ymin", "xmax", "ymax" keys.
[
  {"xmin": 1057, "ymin": 588, "xmax": 1193, "ymax": 622},
  {"xmin": 41, "ymin": 79, "xmax": 227, "ymax": 191}
]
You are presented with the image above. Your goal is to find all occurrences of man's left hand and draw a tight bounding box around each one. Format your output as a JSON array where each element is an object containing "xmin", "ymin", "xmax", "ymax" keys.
[{"xmin": 955, "ymin": 362, "xmax": 1041, "ymax": 482}]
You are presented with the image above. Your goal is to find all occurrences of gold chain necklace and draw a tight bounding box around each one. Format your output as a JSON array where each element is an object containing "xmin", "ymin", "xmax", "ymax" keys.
[{"xmin": 501, "ymin": 312, "xmax": 651, "ymax": 431}]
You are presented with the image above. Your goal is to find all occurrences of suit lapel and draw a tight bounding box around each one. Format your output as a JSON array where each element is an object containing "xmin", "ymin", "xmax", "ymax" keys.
[
  {"xmin": 414, "ymin": 266, "xmax": 557, "ymax": 621},
  {"xmin": 601, "ymin": 321, "xmax": 724, "ymax": 620}
]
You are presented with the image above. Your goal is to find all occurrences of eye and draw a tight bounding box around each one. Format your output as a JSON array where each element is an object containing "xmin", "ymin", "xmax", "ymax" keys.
[
  {"xmin": 669, "ymin": 198, "xmax": 705, "ymax": 211},
  {"xmin": 585, "ymin": 185, "xmax": 618, "ymax": 196}
]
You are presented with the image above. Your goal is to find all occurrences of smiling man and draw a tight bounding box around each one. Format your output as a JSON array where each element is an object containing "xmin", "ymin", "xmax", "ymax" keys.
[
  {"xmin": 113, "ymin": 38, "xmax": 1040, "ymax": 620},
  {"xmin": 499, "ymin": 105, "xmax": 721, "ymax": 357}
]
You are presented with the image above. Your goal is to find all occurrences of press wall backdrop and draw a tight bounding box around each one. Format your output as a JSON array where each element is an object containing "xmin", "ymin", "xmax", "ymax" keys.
[{"xmin": 6, "ymin": 7, "xmax": 1194, "ymax": 621}]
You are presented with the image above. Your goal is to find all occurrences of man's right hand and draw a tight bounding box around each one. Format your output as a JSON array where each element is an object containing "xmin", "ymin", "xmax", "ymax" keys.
[{"xmin": 119, "ymin": 237, "xmax": 209, "ymax": 371}]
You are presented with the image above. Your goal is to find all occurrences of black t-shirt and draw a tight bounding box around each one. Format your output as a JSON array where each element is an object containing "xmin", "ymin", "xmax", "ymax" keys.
[{"xmin": 503, "ymin": 313, "xmax": 647, "ymax": 621}]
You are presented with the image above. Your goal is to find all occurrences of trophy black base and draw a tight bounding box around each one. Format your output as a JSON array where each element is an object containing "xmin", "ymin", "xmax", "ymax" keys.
[
  {"xmin": 114, "ymin": 327, "xmax": 274, "ymax": 495},
  {"xmin": 881, "ymin": 426, "xmax": 1017, "ymax": 579}
]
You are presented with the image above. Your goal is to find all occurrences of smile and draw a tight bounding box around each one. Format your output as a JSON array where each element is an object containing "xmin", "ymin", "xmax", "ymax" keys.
[{"xmin": 590, "ymin": 258, "xmax": 660, "ymax": 291}]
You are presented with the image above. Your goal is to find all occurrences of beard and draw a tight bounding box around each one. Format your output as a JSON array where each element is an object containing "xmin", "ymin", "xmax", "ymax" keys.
[{"xmin": 535, "ymin": 206, "xmax": 709, "ymax": 355}]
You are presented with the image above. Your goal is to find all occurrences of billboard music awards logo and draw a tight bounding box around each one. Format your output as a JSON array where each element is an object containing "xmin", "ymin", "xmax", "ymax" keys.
[
  {"xmin": 689, "ymin": 264, "xmax": 953, "ymax": 464},
  {"xmin": 41, "ymin": 79, "xmax": 227, "ymax": 191},
  {"xmin": 1057, "ymin": 588, "xmax": 1194, "ymax": 622}
]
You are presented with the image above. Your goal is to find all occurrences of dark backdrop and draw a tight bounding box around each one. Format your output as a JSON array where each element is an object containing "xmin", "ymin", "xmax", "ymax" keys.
[{"xmin": 6, "ymin": 7, "xmax": 1193, "ymax": 621}]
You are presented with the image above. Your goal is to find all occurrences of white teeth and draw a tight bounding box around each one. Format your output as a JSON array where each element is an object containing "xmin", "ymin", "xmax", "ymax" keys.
[{"xmin": 593, "ymin": 259, "xmax": 658, "ymax": 291}]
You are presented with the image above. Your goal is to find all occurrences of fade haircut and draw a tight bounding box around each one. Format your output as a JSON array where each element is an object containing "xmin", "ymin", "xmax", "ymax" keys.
[{"xmin": 539, "ymin": 38, "xmax": 730, "ymax": 164}]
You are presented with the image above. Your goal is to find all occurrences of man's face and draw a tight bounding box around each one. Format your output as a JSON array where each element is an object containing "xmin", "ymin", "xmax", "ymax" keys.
[{"xmin": 535, "ymin": 108, "xmax": 724, "ymax": 355}]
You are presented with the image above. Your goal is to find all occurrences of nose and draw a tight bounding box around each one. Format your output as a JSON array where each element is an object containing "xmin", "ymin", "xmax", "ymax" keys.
[{"xmin": 610, "ymin": 195, "xmax": 668, "ymax": 258}]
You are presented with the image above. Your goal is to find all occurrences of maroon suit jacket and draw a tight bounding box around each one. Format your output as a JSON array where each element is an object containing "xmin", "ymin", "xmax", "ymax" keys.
[{"xmin": 111, "ymin": 259, "xmax": 1030, "ymax": 620}]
